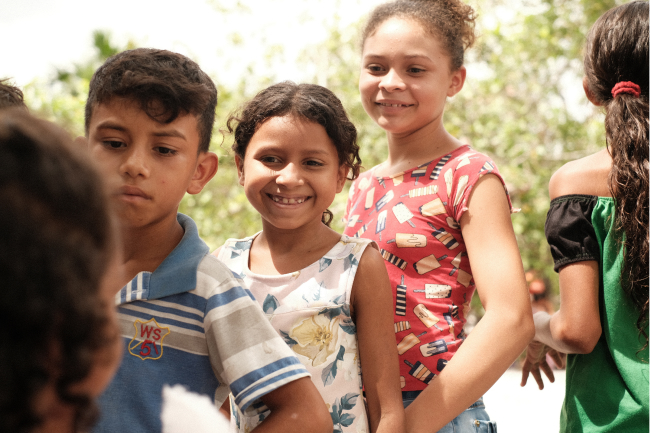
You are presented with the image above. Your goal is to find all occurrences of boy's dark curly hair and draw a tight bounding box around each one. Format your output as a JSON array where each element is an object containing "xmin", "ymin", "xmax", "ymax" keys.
[
  {"xmin": 361, "ymin": 0, "xmax": 477, "ymax": 71},
  {"xmin": 85, "ymin": 48, "xmax": 218, "ymax": 153},
  {"xmin": 0, "ymin": 79, "xmax": 27, "ymax": 110},
  {"xmin": 227, "ymin": 81, "xmax": 361, "ymax": 226},
  {"xmin": 0, "ymin": 110, "xmax": 115, "ymax": 432},
  {"xmin": 583, "ymin": 0, "xmax": 649, "ymax": 349}
]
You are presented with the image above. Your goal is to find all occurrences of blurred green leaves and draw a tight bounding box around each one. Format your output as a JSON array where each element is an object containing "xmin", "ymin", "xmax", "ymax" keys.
[{"xmin": 22, "ymin": 0, "xmax": 622, "ymax": 294}]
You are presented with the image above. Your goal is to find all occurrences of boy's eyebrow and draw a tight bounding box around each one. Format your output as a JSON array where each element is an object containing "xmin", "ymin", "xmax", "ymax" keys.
[
  {"xmin": 95, "ymin": 121, "xmax": 187, "ymax": 140},
  {"xmin": 96, "ymin": 121, "xmax": 127, "ymax": 132},
  {"xmin": 152, "ymin": 130, "xmax": 187, "ymax": 140}
]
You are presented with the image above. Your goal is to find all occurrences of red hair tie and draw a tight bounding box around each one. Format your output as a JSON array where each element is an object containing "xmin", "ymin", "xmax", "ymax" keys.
[{"xmin": 611, "ymin": 81, "xmax": 641, "ymax": 98}]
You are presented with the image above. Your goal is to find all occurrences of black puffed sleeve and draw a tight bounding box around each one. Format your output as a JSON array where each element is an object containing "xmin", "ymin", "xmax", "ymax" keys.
[{"xmin": 545, "ymin": 195, "xmax": 600, "ymax": 272}]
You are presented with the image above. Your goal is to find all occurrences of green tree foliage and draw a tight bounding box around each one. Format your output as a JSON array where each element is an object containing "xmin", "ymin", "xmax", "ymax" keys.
[
  {"xmin": 297, "ymin": 0, "xmax": 622, "ymax": 305},
  {"xmin": 444, "ymin": 0, "xmax": 620, "ymax": 279},
  {"xmin": 24, "ymin": 31, "xmax": 137, "ymax": 137},
  {"xmin": 21, "ymin": 29, "xmax": 268, "ymax": 251},
  {"xmin": 23, "ymin": 0, "xmax": 622, "ymax": 290}
]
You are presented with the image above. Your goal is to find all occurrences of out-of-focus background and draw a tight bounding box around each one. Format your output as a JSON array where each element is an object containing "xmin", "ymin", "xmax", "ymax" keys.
[{"xmin": 1, "ymin": 1, "xmax": 623, "ymax": 430}]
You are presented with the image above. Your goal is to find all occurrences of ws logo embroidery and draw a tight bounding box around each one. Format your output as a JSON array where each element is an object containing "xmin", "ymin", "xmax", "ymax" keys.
[{"xmin": 128, "ymin": 318, "xmax": 170, "ymax": 360}]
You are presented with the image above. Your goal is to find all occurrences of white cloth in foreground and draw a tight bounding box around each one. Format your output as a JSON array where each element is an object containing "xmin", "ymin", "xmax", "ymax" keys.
[{"xmin": 161, "ymin": 384, "xmax": 231, "ymax": 433}]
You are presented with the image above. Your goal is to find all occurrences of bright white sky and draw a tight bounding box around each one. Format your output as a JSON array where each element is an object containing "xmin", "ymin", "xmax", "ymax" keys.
[
  {"xmin": 0, "ymin": 0, "xmax": 382, "ymax": 88},
  {"xmin": 1, "ymin": 0, "xmax": 588, "ymax": 119}
]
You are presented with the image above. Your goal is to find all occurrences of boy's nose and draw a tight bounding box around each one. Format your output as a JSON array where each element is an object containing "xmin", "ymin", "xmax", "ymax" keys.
[
  {"xmin": 120, "ymin": 147, "xmax": 150, "ymax": 178},
  {"xmin": 380, "ymin": 69, "xmax": 406, "ymax": 92},
  {"xmin": 276, "ymin": 163, "xmax": 303, "ymax": 187}
]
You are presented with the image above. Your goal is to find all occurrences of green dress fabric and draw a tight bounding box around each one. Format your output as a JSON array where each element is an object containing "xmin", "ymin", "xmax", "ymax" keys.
[{"xmin": 545, "ymin": 195, "xmax": 649, "ymax": 432}]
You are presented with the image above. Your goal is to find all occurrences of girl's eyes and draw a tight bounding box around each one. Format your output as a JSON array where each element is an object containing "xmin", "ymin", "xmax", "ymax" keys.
[
  {"xmin": 259, "ymin": 156, "xmax": 324, "ymax": 167},
  {"xmin": 365, "ymin": 65, "xmax": 425, "ymax": 74},
  {"xmin": 260, "ymin": 156, "xmax": 280, "ymax": 163},
  {"xmin": 408, "ymin": 67, "xmax": 425, "ymax": 74}
]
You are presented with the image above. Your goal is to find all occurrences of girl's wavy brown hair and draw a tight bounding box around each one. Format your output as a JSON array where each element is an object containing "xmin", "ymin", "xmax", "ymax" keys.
[
  {"xmin": 584, "ymin": 0, "xmax": 649, "ymax": 348},
  {"xmin": 227, "ymin": 81, "xmax": 361, "ymax": 226}
]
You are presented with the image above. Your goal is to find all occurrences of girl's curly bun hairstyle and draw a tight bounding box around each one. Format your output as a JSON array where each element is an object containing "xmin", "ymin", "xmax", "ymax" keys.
[{"xmin": 361, "ymin": 0, "xmax": 477, "ymax": 71}]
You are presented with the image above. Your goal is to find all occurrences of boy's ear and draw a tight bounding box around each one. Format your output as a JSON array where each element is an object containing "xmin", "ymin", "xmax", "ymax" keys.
[
  {"xmin": 187, "ymin": 152, "xmax": 219, "ymax": 195},
  {"xmin": 336, "ymin": 165, "xmax": 348, "ymax": 194},
  {"xmin": 447, "ymin": 66, "xmax": 466, "ymax": 98},
  {"xmin": 235, "ymin": 154, "xmax": 245, "ymax": 186},
  {"xmin": 583, "ymin": 76, "xmax": 601, "ymax": 106}
]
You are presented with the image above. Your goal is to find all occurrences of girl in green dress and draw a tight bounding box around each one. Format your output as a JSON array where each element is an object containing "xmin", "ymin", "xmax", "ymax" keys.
[{"xmin": 521, "ymin": 2, "xmax": 649, "ymax": 432}]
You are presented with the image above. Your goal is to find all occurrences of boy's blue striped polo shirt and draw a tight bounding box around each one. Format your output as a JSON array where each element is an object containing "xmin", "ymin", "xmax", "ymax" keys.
[{"xmin": 94, "ymin": 214, "xmax": 309, "ymax": 433}]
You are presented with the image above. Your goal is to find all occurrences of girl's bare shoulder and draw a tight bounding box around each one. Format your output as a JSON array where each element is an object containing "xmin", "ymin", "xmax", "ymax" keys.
[{"xmin": 549, "ymin": 149, "xmax": 612, "ymax": 199}]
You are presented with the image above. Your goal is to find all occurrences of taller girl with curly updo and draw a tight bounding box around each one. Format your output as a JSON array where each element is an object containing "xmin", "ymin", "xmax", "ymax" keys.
[
  {"xmin": 344, "ymin": 0, "xmax": 535, "ymax": 431},
  {"xmin": 521, "ymin": 2, "xmax": 649, "ymax": 432}
]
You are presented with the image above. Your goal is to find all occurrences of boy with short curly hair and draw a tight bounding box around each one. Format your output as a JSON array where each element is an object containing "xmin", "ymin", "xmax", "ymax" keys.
[{"xmin": 84, "ymin": 48, "xmax": 331, "ymax": 433}]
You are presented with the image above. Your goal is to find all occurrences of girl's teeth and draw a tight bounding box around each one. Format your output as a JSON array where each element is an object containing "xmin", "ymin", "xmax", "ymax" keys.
[{"xmin": 273, "ymin": 196, "xmax": 304, "ymax": 204}]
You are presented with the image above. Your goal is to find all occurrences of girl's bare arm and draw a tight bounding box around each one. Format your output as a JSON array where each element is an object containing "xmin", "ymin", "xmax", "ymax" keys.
[
  {"xmin": 256, "ymin": 377, "xmax": 333, "ymax": 433},
  {"xmin": 541, "ymin": 157, "xmax": 603, "ymax": 354},
  {"xmin": 521, "ymin": 161, "xmax": 603, "ymax": 389},
  {"xmin": 405, "ymin": 174, "xmax": 534, "ymax": 432},
  {"xmin": 352, "ymin": 246, "xmax": 406, "ymax": 433}
]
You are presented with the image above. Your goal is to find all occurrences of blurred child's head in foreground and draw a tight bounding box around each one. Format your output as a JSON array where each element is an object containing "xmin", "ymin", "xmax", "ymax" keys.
[
  {"xmin": 0, "ymin": 79, "xmax": 27, "ymax": 111},
  {"xmin": 0, "ymin": 109, "xmax": 122, "ymax": 432}
]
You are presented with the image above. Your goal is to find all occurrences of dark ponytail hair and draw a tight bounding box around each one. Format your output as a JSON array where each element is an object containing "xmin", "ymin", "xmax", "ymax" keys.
[{"xmin": 584, "ymin": 0, "xmax": 649, "ymax": 348}]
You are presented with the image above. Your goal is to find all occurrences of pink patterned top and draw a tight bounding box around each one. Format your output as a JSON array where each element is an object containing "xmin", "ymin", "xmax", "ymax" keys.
[{"xmin": 343, "ymin": 145, "xmax": 515, "ymax": 392}]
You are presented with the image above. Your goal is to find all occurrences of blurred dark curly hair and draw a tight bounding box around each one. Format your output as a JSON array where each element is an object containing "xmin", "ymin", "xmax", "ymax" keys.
[
  {"xmin": 0, "ymin": 110, "xmax": 114, "ymax": 432},
  {"xmin": 85, "ymin": 48, "xmax": 218, "ymax": 153},
  {"xmin": 227, "ymin": 81, "xmax": 361, "ymax": 226},
  {"xmin": 584, "ymin": 0, "xmax": 649, "ymax": 348},
  {"xmin": 0, "ymin": 79, "xmax": 27, "ymax": 110}
]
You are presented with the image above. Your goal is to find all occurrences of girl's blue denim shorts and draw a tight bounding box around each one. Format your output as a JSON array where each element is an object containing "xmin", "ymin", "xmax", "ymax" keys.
[{"xmin": 402, "ymin": 391, "xmax": 497, "ymax": 433}]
